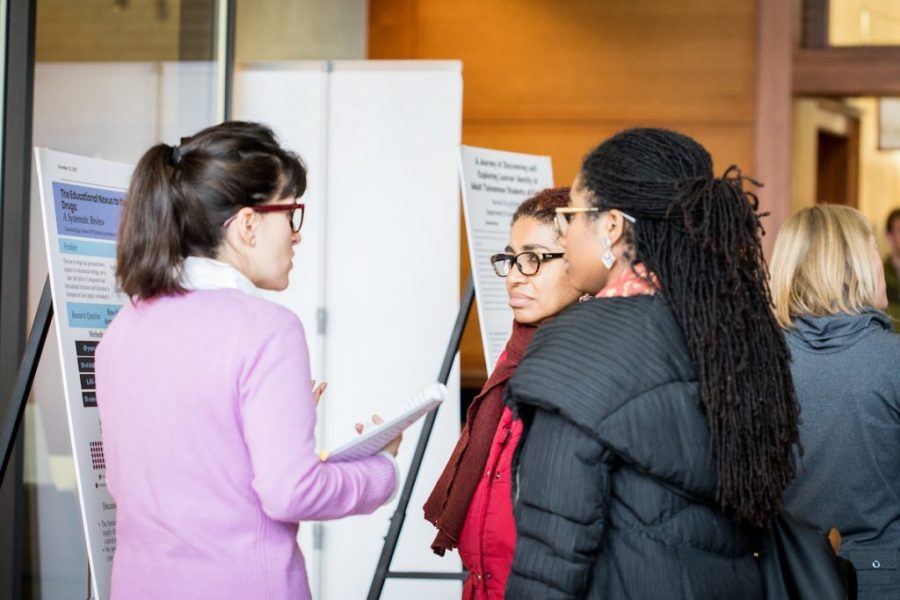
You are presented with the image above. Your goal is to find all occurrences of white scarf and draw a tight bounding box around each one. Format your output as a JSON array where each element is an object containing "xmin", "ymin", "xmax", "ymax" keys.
[{"xmin": 180, "ymin": 256, "xmax": 262, "ymax": 298}]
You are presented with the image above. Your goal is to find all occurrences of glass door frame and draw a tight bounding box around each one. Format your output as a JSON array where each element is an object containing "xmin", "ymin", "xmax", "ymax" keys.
[{"xmin": 0, "ymin": 0, "xmax": 35, "ymax": 595}]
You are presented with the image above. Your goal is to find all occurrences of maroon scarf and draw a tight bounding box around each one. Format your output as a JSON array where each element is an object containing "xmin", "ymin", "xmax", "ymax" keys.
[{"xmin": 423, "ymin": 320, "xmax": 536, "ymax": 555}]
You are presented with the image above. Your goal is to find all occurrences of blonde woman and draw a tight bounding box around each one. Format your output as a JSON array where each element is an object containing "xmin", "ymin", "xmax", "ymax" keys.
[{"xmin": 772, "ymin": 204, "xmax": 900, "ymax": 600}]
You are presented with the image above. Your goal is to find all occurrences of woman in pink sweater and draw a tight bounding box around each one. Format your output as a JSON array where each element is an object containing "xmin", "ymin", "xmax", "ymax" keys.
[{"xmin": 96, "ymin": 121, "xmax": 400, "ymax": 599}]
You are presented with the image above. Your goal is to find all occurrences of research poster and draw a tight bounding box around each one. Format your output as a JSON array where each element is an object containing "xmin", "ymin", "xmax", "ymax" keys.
[
  {"xmin": 459, "ymin": 145, "xmax": 554, "ymax": 373},
  {"xmin": 35, "ymin": 148, "xmax": 133, "ymax": 600}
]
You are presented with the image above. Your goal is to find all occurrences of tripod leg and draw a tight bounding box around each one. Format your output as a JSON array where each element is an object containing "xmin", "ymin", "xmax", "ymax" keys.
[
  {"xmin": 0, "ymin": 277, "xmax": 54, "ymax": 483},
  {"xmin": 366, "ymin": 276, "xmax": 476, "ymax": 600},
  {"xmin": 86, "ymin": 557, "xmax": 93, "ymax": 600}
]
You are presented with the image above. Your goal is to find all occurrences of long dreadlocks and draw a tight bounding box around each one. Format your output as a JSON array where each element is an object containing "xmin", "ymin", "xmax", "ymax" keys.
[{"xmin": 580, "ymin": 128, "xmax": 799, "ymax": 527}]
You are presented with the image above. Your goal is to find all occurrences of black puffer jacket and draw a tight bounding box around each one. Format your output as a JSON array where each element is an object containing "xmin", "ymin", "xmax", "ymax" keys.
[{"xmin": 504, "ymin": 295, "xmax": 762, "ymax": 599}]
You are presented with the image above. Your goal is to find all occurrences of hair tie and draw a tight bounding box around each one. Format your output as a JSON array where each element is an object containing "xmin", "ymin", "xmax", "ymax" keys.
[{"xmin": 169, "ymin": 145, "xmax": 182, "ymax": 167}]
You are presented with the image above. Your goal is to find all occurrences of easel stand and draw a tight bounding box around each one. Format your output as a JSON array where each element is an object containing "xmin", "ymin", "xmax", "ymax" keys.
[
  {"xmin": 0, "ymin": 276, "xmax": 476, "ymax": 600},
  {"xmin": 0, "ymin": 278, "xmax": 93, "ymax": 600},
  {"xmin": 367, "ymin": 275, "xmax": 475, "ymax": 599},
  {"xmin": 0, "ymin": 277, "xmax": 52, "ymax": 484}
]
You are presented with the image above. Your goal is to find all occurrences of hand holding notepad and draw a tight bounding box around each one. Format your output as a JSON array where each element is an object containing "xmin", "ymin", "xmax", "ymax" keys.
[
  {"xmin": 321, "ymin": 382, "xmax": 446, "ymax": 462},
  {"xmin": 353, "ymin": 414, "xmax": 402, "ymax": 457}
]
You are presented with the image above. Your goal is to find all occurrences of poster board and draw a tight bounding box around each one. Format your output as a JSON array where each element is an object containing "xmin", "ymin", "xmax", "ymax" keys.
[
  {"xmin": 26, "ymin": 61, "xmax": 219, "ymax": 595},
  {"xmin": 459, "ymin": 145, "xmax": 554, "ymax": 372},
  {"xmin": 34, "ymin": 147, "xmax": 132, "ymax": 600}
]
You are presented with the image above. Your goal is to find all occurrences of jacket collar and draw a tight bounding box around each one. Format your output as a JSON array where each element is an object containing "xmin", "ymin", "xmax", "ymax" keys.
[{"xmin": 787, "ymin": 309, "xmax": 892, "ymax": 354}]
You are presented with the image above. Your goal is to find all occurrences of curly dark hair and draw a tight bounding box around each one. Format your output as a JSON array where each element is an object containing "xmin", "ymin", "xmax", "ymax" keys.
[{"xmin": 512, "ymin": 187, "xmax": 570, "ymax": 228}]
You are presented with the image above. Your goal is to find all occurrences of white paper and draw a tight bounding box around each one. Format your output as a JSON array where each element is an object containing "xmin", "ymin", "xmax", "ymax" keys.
[
  {"xmin": 34, "ymin": 147, "xmax": 133, "ymax": 600},
  {"xmin": 459, "ymin": 145, "xmax": 554, "ymax": 373},
  {"xmin": 324, "ymin": 382, "xmax": 446, "ymax": 462}
]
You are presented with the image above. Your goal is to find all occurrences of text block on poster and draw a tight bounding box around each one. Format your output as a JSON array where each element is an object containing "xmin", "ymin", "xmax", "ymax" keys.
[{"xmin": 459, "ymin": 145, "xmax": 553, "ymax": 373}]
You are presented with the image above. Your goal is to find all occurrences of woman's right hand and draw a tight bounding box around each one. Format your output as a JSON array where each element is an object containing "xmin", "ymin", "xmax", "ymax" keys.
[{"xmin": 354, "ymin": 415, "xmax": 403, "ymax": 458}]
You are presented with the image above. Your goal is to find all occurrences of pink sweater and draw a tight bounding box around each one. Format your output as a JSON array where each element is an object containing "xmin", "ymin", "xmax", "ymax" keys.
[{"xmin": 96, "ymin": 288, "xmax": 397, "ymax": 599}]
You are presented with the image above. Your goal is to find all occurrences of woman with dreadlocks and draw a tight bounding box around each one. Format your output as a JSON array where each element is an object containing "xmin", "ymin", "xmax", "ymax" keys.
[{"xmin": 503, "ymin": 128, "xmax": 800, "ymax": 599}]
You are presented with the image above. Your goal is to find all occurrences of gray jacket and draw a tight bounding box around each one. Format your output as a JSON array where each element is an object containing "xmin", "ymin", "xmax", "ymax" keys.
[{"xmin": 783, "ymin": 310, "xmax": 900, "ymax": 598}]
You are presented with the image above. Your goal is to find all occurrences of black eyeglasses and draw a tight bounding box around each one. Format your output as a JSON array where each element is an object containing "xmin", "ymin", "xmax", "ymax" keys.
[
  {"xmin": 490, "ymin": 251, "xmax": 564, "ymax": 277},
  {"xmin": 222, "ymin": 203, "xmax": 305, "ymax": 233}
]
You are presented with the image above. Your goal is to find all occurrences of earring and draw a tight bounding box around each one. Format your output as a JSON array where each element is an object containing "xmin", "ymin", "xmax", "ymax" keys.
[
  {"xmin": 250, "ymin": 236, "xmax": 256, "ymax": 247},
  {"xmin": 601, "ymin": 237, "xmax": 615, "ymax": 270}
]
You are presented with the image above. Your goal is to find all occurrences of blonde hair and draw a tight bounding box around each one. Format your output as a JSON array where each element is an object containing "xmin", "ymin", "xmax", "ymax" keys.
[{"xmin": 770, "ymin": 205, "xmax": 879, "ymax": 328}]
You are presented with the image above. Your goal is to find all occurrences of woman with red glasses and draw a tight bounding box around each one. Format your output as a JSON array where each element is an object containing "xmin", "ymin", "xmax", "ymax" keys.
[
  {"xmin": 96, "ymin": 121, "xmax": 400, "ymax": 600},
  {"xmin": 424, "ymin": 188, "xmax": 582, "ymax": 600}
]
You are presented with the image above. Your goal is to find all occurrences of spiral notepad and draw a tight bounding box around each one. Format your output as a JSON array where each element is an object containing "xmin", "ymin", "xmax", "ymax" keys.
[{"xmin": 321, "ymin": 382, "xmax": 446, "ymax": 462}]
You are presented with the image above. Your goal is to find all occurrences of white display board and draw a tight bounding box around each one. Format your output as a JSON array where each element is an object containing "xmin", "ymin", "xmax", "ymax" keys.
[
  {"xmin": 233, "ymin": 63, "xmax": 329, "ymax": 378},
  {"xmin": 34, "ymin": 148, "xmax": 133, "ymax": 600},
  {"xmin": 323, "ymin": 61, "xmax": 463, "ymax": 600},
  {"xmin": 235, "ymin": 61, "xmax": 464, "ymax": 599},
  {"xmin": 233, "ymin": 62, "xmax": 331, "ymax": 595},
  {"xmin": 459, "ymin": 145, "xmax": 554, "ymax": 372}
]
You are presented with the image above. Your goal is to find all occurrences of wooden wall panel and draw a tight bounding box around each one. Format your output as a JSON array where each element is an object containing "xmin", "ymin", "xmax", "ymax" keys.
[
  {"xmin": 375, "ymin": 0, "xmax": 756, "ymax": 123},
  {"xmin": 36, "ymin": 0, "xmax": 181, "ymax": 61},
  {"xmin": 370, "ymin": 0, "xmax": 759, "ymax": 384},
  {"xmin": 463, "ymin": 122, "xmax": 756, "ymax": 188}
]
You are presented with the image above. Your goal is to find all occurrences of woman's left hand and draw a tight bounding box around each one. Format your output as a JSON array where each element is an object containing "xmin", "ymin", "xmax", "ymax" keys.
[{"xmin": 311, "ymin": 380, "xmax": 328, "ymax": 406}]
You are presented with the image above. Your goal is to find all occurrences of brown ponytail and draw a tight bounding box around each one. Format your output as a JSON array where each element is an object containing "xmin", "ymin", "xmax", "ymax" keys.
[{"xmin": 116, "ymin": 121, "xmax": 307, "ymax": 300}]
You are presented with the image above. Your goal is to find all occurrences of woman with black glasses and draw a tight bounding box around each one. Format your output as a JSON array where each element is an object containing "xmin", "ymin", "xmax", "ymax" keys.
[
  {"xmin": 96, "ymin": 122, "xmax": 401, "ymax": 600},
  {"xmin": 424, "ymin": 188, "xmax": 582, "ymax": 600}
]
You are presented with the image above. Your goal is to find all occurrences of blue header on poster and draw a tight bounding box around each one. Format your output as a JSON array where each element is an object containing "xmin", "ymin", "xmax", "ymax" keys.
[
  {"xmin": 59, "ymin": 237, "xmax": 117, "ymax": 258},
  {"xmin": 66, "ymin": 302, "xmax": 122, "ymax": 329},
  {"xmin": 52, "ymin": 182, "xmax": 124, "ymax": 241}
]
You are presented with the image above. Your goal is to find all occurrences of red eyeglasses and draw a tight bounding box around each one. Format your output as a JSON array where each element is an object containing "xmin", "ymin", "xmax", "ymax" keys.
[{"xmin": 222, "ymin": 203, "xmax": 305, "ymax": 233}]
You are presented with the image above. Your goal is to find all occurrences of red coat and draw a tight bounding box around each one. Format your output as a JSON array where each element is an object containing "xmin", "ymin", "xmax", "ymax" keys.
[{"xmin": 456, "ymin": 404, "xmax": 522, "ymax": 600}]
